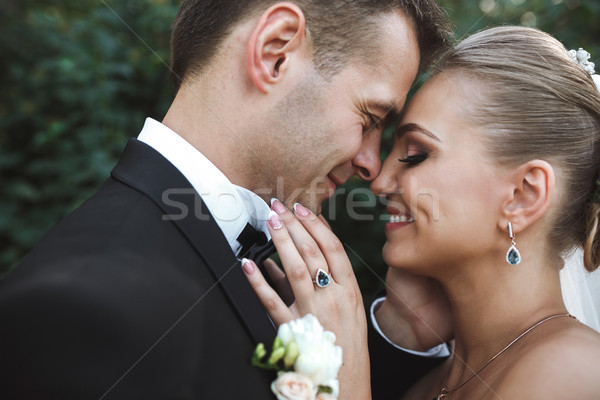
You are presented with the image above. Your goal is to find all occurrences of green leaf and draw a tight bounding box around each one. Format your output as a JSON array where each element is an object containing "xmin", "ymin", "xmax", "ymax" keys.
[{"xmin": 318, "ymin": 385, "xmax": 333, "ymax": 394}]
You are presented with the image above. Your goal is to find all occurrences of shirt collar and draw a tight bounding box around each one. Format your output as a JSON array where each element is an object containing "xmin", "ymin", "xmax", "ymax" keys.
[{"xmin": 137, "ymin": 118, "xmax": 271, "ymax": 255}]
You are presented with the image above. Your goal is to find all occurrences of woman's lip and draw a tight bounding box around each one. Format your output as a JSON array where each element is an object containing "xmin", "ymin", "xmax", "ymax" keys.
[
  {"xmin": 386, "ymin": 206, "xmax": 412, "ymax": 220},
  {"xmin": 386, "ymin": 206, "xmax": 401, "ymax": 215},
  {"xmin": 385, "ymin": 220, "xmax": 413, "ymax": 232},
  {"xmin": 385, "ymin": 214, "xmax": 414, "ymax": 231}
]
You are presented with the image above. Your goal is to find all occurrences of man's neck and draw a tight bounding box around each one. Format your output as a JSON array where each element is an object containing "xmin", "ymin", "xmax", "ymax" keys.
[{"xmin": 163, "ymin": 87, "xmax": 240, "ymax": 180}]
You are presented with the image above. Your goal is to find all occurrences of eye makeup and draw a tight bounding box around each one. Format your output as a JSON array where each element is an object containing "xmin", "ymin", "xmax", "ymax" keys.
[
  {"xmin": 395, "ymin": 123, "xmax": 440, "ymax": 167},
  {"xmin": 398, "ymin": 153, "xmax": 428, "ymax": 165}
]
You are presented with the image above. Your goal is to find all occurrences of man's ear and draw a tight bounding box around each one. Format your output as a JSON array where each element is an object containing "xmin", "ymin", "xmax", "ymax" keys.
[
  {"xmin": 247, "ymin": 2, "xmax": 308, "ymax": 93},
  {"xmin": 499, "ymin": 160, "xmax": 555, "ymax": 234}
]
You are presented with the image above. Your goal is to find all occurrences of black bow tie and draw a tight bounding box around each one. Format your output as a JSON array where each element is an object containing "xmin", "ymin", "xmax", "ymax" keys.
[{"xmin": 236, "ymin": 223, "xmax": 276, "ymax": 266}]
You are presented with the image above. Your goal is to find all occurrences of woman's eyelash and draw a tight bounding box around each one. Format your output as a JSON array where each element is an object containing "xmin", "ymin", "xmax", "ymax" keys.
[{"xmin": 398, "ymin": 153, "xmax": 428, "ymax": 165}]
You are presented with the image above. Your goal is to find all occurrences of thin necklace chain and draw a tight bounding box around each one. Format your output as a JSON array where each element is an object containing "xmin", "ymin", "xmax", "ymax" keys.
[{"xmin": 435, "ymin": 313, "xmax": 576, "ymax": 399}]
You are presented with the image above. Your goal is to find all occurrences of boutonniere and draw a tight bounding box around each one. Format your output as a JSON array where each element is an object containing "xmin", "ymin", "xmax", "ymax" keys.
[{"xmin": 252, "ymin": 314, "xmax": 342, "ymax": 400}]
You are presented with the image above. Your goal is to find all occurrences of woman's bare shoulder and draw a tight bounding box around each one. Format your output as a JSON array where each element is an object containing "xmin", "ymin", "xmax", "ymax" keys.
[{"xmin": 494, "ymin": 323, "xmax": 600, "ymax": 399}]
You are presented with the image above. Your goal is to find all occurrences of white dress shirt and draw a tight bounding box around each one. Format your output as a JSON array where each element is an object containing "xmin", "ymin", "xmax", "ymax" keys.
[
  {"xmin": 137, "ymin": 118, "xmax": 271, "ymax": 257},
  {"xmin": 370, "ymin": 297, "xmax": 450, "ymax": 357},
  {"xmin": 138, "ymin": 117, "xmax": 447, "ymax": 357}
]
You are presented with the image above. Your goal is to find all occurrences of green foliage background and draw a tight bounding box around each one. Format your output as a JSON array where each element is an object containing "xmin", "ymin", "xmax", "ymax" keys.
[{"xmin": 1, "ymin": 0, "xmax": 599, "ymax": 300}]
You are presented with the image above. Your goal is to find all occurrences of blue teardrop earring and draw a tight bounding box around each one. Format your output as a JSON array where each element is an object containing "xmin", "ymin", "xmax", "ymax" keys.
[{"xmin": 506, "ymin": 222, "xmax": 521, "ymax": 266}]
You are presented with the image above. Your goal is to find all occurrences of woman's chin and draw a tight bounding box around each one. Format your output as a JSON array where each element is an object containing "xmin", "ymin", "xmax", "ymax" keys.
[
  {"xmin": 382, "ymin": 245, "xmax": 411, "ymax": 270},
  {"xmin": 382, "ymin": 244, "xmax": 433, "ymax": 275}
]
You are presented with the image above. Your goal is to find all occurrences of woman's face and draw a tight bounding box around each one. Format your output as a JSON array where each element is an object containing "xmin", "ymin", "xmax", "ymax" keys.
[{"xmin": 371, "ymin": 73, "xmax": 510, "ymax": 276}]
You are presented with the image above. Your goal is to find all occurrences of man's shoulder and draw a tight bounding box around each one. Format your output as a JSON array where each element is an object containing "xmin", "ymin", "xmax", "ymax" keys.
[
  {"xmin": 19, "ymin": 177, "xmax": 168, "ymax": 263},
  {"xmin": 2, "ymin": 175, "xmax": 220, "ymax": 302}
]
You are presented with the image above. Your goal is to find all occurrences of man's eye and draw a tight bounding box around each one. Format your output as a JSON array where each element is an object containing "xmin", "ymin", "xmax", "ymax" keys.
[
  {"xmin": 364, "ymin": 114, "xmax": 382, "ymax": 133},
  {"xmin": 398, "ymin": 153, "xmax": 428, "ymax": 165}
]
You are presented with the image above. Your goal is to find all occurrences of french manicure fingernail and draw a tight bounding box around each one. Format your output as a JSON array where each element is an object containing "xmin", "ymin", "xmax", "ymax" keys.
[
  {"xmin": 293, "ymin": 202, "xmax": 310, "ymax": 217},
  {"xmin": 241, "ymin": 258, "xmax": 254, "ymax": 274},
  {"xmin": 268, "ymin": 210, "xmax": 283, "ymax": 230},
  {"xmin": 271, "ymin": 198, "xmax": 287, "ymax": 215}
]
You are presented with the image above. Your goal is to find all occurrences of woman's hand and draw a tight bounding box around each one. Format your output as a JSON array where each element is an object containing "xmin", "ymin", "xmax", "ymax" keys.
[{"xmin": 242, "ymin": 199, "xmax": 371, "ymax": 400}]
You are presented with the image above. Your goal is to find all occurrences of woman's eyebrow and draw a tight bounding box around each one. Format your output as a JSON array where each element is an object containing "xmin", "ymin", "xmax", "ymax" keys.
[{"xmin": 396, "ymin": 123, "xmax": 441, "ymax": 142}]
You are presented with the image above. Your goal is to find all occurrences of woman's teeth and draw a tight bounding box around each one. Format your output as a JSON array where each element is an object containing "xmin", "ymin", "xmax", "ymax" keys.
[{"xmin": 389, "ymin": 214, "xmax": 414, "ymax": 223}]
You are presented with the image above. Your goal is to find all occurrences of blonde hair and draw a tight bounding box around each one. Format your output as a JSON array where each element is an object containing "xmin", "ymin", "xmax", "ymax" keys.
[{"xmin": 434, "ymin": 26, "xmax": 600, "ymax": 271}]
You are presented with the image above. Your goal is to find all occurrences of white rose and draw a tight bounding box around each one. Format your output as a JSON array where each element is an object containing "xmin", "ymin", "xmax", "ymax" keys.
[
  {"xmin": 277, "ymin": 323, "xmax": 294, "ymax": 345},
  {"xmin": 276, "ymin": 314, "xmax": 343, "ymax": 397},
  {"xmin": 271, "ymin": 372, "xmax": 316, "ymax": 400}
]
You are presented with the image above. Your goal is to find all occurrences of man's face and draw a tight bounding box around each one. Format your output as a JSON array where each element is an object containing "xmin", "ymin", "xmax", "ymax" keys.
[{"xmin": 250, "ymin": 12, "xmax": 420, "ymax": 213}]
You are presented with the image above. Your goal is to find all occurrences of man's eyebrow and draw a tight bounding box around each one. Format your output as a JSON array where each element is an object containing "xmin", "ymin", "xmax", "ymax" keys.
[{"xmin": 396, "ymin": 123, "xmax": 441, "ymax": 142}]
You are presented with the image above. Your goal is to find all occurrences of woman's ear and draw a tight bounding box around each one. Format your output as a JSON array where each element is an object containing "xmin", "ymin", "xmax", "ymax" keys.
[
  {"xmin": 247, "ymin": 2, "xmax": 308, "ymax": 93},
  {"xmin": 499, "ymin": 160, "xmax": 555, "ymax": 234}
]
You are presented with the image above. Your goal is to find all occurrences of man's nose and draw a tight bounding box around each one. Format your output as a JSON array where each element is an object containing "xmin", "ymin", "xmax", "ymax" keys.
[{"xmin": 352, "ymin": 131, "xmax": 382, "ymax": 181}]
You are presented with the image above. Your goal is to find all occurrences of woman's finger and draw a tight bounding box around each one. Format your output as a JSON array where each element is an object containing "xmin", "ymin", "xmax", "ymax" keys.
[
  {"xmin": 266, "ymin": 210, "xmax": 316, "ymax": 302},
  {"xmin": 317, "ymin": 214, "xmax": 332, "ymax": 230},
  {"xmin": 292, "ymin": 202, "xmax": 356, "ymax": 287},
  {"xmin": 271, "ymin": 199, "xmax": 330, "ymax": 280},
  {"xmin": 241, "ymin": 258, "xmax": 294, "ymax": 326},
  {"xmin": 264, "ymin": 259, "xmax": 295, "ymax": 306}
]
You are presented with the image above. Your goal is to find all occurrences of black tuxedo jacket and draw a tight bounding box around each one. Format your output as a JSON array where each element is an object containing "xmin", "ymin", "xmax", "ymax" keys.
[{"xmin": 0, "ymin": 139, "xmax": 440, "ymax": 399}]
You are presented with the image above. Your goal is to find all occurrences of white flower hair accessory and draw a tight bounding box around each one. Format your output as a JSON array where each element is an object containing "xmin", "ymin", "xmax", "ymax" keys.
[
  {"xmin": 569, "ymin": 48, "xmax": 596, "ymax": 75},
  {"xmin": 569, "ymin": 47, "xmax": 600, "ymax": 93},
  {"xmin": 252, "ymin": 314, "xmax": 343, "ymax": 400}
]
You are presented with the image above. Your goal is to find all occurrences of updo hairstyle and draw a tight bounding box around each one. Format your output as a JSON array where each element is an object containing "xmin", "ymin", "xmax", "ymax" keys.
[{"xmin": 433, "ymin": 26, "xmax": 600, "ymax": 271}]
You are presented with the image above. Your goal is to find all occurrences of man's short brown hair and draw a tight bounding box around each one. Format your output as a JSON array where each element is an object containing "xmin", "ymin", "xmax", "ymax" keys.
[{"xmin": 170, "ymin": 0, "xmax": 452, "ymax": 89}]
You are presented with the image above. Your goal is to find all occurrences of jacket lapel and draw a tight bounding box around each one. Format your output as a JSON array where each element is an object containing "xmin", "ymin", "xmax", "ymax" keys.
[{"xmin": 111, "ymin": 138, "xmax": 276, "ymax": 345}]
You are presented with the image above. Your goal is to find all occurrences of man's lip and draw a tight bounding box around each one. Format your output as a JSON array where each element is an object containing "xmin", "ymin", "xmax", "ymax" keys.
[{"xmin": 327, "ymin": 174, "xmax": 344, "ymax": 187}]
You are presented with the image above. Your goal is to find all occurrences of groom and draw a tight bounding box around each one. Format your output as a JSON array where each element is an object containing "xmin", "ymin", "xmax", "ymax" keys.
[{"xmin": 0, "ymin": 1, "xmax": 450, "ymax": 399}]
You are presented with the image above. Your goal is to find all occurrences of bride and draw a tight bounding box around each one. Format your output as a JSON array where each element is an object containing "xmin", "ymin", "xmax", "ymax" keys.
[{"xmin": 242, "ymin": 26, "xmax": 600, "ymax": 399}]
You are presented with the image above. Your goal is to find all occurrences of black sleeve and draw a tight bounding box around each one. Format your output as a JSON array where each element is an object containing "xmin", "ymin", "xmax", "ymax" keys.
[
  {"xmin": 0, "ymin": 264, "xmax": 274, "ymax": 400},
  {"xmin": 368, "ymin": 299, "xmax": 447, "ymax": 400},
  {"xmin": 0, "ymin": 282, "xmax": 155, "ymax": 400}
]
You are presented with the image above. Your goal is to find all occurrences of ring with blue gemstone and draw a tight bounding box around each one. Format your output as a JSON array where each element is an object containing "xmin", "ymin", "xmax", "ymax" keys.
[{"xmin": 315, "ymin": 268, "xmax": 332, "ymax": 288}]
